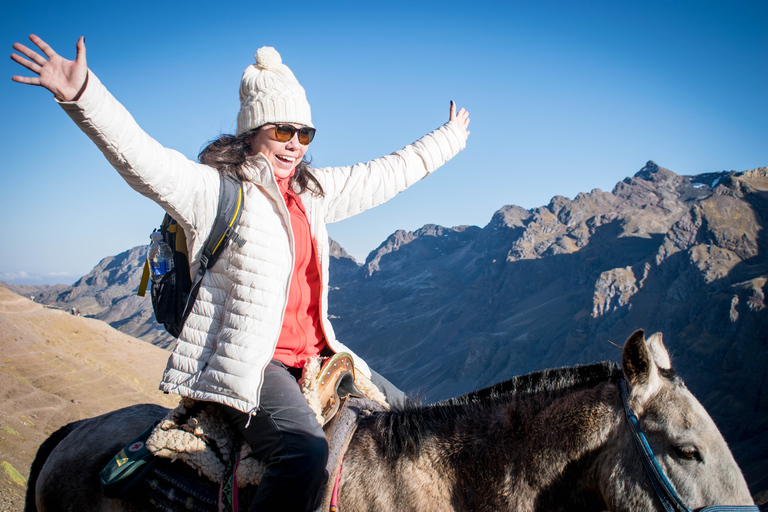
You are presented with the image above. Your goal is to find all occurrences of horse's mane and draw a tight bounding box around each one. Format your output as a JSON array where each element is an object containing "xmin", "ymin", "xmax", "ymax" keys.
[
  {"xmin": 443, "ymin": 360, "xmax": 622, "ymax": 407},
  {"xmin": 363, "ymin": 361, "xmax": 622, "ymax": 459}
]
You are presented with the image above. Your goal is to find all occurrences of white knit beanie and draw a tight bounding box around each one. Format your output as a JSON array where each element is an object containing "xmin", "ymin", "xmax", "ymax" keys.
[{"xmin": 236, "ymin": 47, "xmax": 313, "ymax": 136}]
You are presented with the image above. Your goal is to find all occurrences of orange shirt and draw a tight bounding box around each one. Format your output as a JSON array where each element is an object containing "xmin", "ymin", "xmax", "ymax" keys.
[{"xmin": 273, "ymin": 175, "xmax": 326, "ymax": 368}]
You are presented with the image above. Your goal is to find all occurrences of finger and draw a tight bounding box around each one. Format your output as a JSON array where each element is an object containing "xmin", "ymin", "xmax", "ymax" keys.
[
  {"xmin": 75, "ymin": 36, "xmax": 86, "ymax": 64},
  {"xmin": 12, "ymin": 42, "xmax": 47, "ymax": 67},
  {"xmin": 450, "ymin": 100, "xmax": 456, "ymax": 120},
  {"xmin": 11, "ymin": 75, "xmax": 42, "ymax": 86},
  {"xmin": 29, "ymin": 34, "xmax": 59, "ymax": 60},
  {"xmin": 10, "ymin": 52, "xmax": 42, "ymax": 74}
]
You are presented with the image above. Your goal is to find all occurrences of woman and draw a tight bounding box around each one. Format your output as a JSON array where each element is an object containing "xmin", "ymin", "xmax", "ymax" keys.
[{"xmin": 11, "ymin": 34, "xmax": 470, "ymax": 511}]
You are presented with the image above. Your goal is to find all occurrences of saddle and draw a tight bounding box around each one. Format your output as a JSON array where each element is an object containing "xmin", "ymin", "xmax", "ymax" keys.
[
  {"xmin": 127, "ymin": 354, "xmax": 388, "ymax": 511},
  {"xmin": 309, "ymin": 352, "xmax": 365, "ymax": 426}
]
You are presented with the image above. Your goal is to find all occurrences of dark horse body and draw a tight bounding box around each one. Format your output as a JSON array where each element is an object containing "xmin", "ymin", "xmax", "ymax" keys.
[{"xmin": 26, "ymin": 331, "xmax": 756, "ymax": 511}]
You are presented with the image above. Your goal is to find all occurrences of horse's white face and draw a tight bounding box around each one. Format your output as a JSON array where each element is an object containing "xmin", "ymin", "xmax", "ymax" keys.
[
  {"xmin": 640, "ymin": 377, "xmax": 753, "ymax": 509},
  {"xmin": 609, "ymin": 331, "xmax": 755, "ymax": 511}
]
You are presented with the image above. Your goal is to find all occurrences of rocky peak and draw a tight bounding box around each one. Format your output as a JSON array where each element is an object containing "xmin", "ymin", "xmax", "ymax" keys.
[
  {"xmin": 363, "ymin": 225, "xmax": 480, "ymax": 276},
  {"xmin": 614, "ymin": 160, "xmax": 683, "ymax": 202},
  {"xmin": 364, "ymin": 229, "xmax": 419, "ymax": 274},
  {"xmin": 488, "ymin": 205, "xmax": 531, "ymax": 230},
  {"xmin": 633, "ymin": 160, "xmax": 681, "ymax": 184},
  {"xmin": 329, "ymin": 238, "xmax": 356, "ymax": 261},
  {"xmin": 328, "ymin": 238, "xmax": 360, "ymax": 284}
]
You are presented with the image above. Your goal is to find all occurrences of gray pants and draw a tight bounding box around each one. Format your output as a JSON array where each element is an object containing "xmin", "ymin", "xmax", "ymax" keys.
[{"xmin": 217, "ymin": 360, "xmax": 405, "ymax": 512}]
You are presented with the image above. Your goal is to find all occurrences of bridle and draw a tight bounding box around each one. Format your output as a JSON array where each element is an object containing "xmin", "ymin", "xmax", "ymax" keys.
[{"xmin": 619, "ymin": 379, "xmax": 759, "ymax": 512}]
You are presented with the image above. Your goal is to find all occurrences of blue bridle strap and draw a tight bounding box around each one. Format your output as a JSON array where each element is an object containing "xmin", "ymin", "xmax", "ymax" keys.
[{"xmin": 619, "ymin": 379, "xmax": 759, "ymax": 512}]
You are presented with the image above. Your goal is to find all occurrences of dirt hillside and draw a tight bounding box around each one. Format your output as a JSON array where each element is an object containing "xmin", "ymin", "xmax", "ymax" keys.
[{"xmin": 0, "ymin": 284, "xmax": 177, "ymax": 511}]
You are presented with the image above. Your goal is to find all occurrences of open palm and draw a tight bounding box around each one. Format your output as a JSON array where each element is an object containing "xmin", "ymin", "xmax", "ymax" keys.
[{"xmin": 11, "ymin": 34, "xmax": 88, "ymax": 101}]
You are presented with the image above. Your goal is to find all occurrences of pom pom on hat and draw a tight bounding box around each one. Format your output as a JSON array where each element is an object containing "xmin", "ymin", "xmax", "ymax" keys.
[
  {"xmin": 236, "ymin": 46, "xmax": 312, "ymax": 136},
  {"xmin": 255, "ymin": 46, "xmax": 282, "ymax": 70}
]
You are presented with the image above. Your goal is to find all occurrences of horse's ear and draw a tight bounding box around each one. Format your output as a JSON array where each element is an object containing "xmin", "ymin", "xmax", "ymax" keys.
[
  {"xmin": 647, "ymin": 332, "xmax": 672, "ymax": 370},
  {"xmin": 623, "ymin": 330, "xmax": 651, "ymax": 385},
  {"xmin": 622, "ymin": 329, "xmax": 668, "ymax": 403}
]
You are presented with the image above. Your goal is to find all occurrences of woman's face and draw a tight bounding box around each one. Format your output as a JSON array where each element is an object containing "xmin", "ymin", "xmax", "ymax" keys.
[{"xmin": 248, "ymin": 123, "xmax": 309, "ymax": 179}]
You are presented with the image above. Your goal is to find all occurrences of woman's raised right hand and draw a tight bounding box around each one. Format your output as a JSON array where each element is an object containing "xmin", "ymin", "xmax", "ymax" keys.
[{"xmin": 11, "ymin": 34, "xmax": 88, "ymax": 102}]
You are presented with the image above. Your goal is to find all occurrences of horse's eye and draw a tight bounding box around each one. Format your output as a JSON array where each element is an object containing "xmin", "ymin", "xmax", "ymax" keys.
[{"xmin": 674, "ymin": 446, "xmax": 701, "ymax": 462}]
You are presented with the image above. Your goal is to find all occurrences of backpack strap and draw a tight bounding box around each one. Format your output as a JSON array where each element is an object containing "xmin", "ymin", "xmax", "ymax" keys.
[
  {"xmin": 137, "ymin": 261, "xmax": 151, "ymax": 297},
  {"xmin": 199, "ymin": 174, "xmax": 246, "ymax": 269},
  {"xmin": 179, "ymin": 174, "xmax": 245, "ymax": 328}
]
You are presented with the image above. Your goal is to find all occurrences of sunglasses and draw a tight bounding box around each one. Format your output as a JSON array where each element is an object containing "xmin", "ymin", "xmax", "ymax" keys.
[{"xmin": 270, "ymin": 124, "xmax": 316, "ymax": 145}]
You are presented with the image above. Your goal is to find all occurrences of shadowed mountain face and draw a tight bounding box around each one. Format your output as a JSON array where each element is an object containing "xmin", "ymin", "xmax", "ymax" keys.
[
  {"xmin": 332, "ymin": 164, "xmax": 766, "ymax": 398},
  {"xmin": 6, "ymin": 161, "xmax": 767, "ymax": 497}
]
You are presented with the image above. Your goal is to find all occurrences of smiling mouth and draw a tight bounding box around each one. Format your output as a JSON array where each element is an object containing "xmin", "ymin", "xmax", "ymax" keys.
[{"xmin": 276, "ymin": 155, "xmax": 296, "ymax": 165}]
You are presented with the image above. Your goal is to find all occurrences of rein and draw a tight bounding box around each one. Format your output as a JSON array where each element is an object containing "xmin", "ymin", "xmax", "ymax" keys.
[{"xmin": 619, "ymin": 380, "xmax": 759, "ymax": 512}]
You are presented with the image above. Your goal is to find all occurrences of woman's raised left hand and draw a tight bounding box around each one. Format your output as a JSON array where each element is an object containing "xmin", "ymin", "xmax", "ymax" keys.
[{"xmin": 449, "ymin": 101, "xmax": 470, "ymax": 142}]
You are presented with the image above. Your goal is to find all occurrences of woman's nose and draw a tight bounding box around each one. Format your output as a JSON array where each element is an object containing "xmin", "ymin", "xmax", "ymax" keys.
[{"xmin": 285, "ymin": 133, "xmax": 301, "ymax": 148}]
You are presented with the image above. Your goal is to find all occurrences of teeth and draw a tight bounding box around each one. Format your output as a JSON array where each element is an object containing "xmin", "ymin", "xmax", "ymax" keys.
[{"xmin": 277, "ymin": 155, "xmax": 295, "ymax": 163}]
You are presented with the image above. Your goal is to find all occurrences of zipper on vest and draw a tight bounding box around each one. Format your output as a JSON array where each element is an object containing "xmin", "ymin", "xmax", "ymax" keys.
[{"xmin": 252, "ymin": 167, "xmax": 295, "ymax": 406}]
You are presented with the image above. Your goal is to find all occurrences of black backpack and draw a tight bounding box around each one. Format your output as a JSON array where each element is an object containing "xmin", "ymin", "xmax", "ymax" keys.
[{"xmin": 137, "ymin": 174, "xmax": 245, "ymax": 337}]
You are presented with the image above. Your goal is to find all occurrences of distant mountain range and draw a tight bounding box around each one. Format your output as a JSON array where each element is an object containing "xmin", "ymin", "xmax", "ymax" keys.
[{"xmin": 5, "ymin": 161, "xmax": 767, "ymax": 498}]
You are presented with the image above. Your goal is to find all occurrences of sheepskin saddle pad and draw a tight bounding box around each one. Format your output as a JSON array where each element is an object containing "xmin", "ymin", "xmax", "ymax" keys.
[{"xmin": 145, "ymin": 353, "xmax": 388, "ymax": 488}]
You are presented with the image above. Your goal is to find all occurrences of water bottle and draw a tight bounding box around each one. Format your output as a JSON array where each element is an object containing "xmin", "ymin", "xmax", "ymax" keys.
[{"xmin": 148, "ymin": 231, "xmax": 174, "ymax": 281}]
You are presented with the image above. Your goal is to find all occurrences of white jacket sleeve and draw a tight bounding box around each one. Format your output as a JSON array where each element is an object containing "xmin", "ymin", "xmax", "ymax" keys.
[
  {"xmin": 56, "ymin": 71, "xmax": 220, "ymax": 241},
  {"xmin": 313, "ymin": 121, "xmax": 467, "ymax": 224}
]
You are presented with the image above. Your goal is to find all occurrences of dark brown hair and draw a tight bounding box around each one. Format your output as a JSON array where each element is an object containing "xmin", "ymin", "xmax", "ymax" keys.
[{"xmin": 198, "ymin": 129, "xmax": 324, "ymax": 197}]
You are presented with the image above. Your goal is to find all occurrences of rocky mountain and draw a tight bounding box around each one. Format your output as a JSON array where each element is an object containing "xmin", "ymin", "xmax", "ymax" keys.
[
  {"xmin": 4, "ymin": 161, "xmax": 767, "ymax": 497},
  {"xmin": 327, "ymin": 161, "xmax": 767, "ymax": 496},
  {"xmin": 10, "ymin": 246, "xmax": 175, "ymax": 348},
  {"xmin": 332, "ymin": 163, "xmax": 766, "ymax": 398}
]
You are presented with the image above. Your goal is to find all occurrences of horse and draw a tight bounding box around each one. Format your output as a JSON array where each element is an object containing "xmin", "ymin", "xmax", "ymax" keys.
[{"xmin": 25, "ymin": 330, "xmax": 757, "ymax": 511}]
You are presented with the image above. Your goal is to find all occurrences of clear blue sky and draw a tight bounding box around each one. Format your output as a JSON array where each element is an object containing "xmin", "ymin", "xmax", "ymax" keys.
[{"xmin": 2, "ymin": 1, "xmax": 766, "ymax": 285}]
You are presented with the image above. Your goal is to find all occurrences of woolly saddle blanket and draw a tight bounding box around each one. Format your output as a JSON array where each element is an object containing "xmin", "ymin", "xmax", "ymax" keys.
[{"xmin": 145, "ymin": 355, "xmax": 388, "ymax": 488}]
